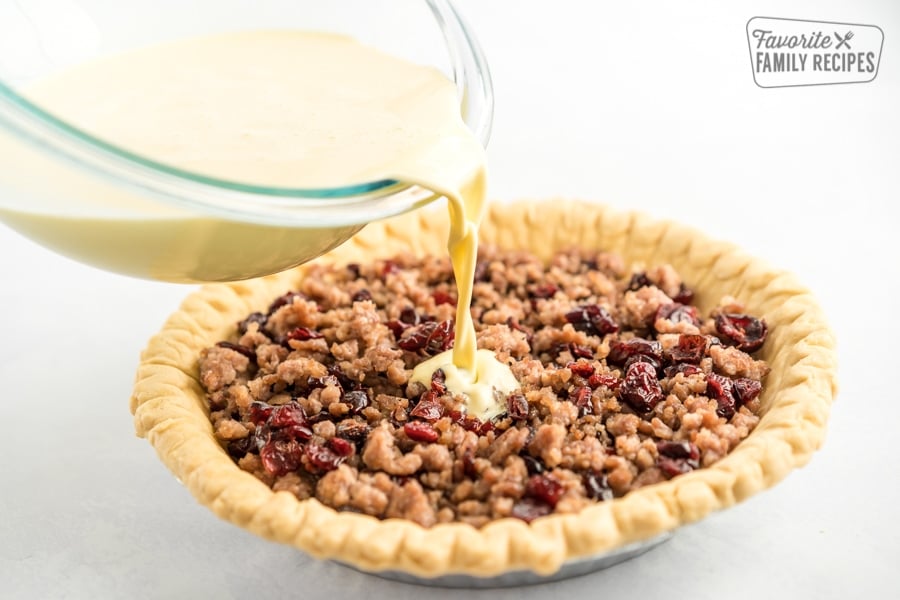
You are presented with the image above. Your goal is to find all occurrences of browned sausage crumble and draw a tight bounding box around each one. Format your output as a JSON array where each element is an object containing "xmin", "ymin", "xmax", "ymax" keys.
[{"xmin": 199, "ymin": 248, "xmax": 769, "ymax": 527}]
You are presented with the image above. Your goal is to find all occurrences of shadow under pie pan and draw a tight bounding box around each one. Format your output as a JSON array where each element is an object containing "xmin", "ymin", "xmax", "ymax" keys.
[{"xmin": 130, "ymin": 200, "xmax": 837, "ymax": 586}]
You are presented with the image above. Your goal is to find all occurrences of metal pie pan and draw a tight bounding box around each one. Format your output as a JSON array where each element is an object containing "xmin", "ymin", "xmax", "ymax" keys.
[{"xmin": 339, "ymin": 532, "xmax": 672, "ymax": 588}]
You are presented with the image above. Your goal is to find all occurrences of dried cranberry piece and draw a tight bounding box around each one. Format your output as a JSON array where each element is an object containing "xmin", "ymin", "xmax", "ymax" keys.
[
  {"xmin": 706, "ymin": 373, "xmax": 737, "ymax": 419},
  {"xmin": 400, "ymin": 306, "xmax": 420, "ymax": 325},
  {"xmin": 657, "ymin": 440, "xmax": 701, "ymax": 477},
  {"xmin": 566, "ymin": 343, "xmax": 594, "ymax": 359},
  {"xmin": 237, "ymin": 311, "xmax": 268, "ymax": 335},
  {"xmin": 269, "ymin": 402, "xmax": 306, "ymax": 427},
  {"xmin": 248, "ymin": 401, "xmax": 273, "ymax": 425},
  {"xmin": 522, "ymin": 454, "xmax": 545, "ymax": 475},
  {"xmin": 583, "ymin": 472, "xmax": 614, "ymax": 501},
  {"xmin": 624, "ymin": 353, "xmax": 661, "ymax": 375},
  {"xmin": 430, "ymin": 369, "xmax": 447, "ymax": 395},
  {"xmin": 570, "ymin": 386, "xmax": 593, "ymax": 416},
  {"xmin": 409, "ymin": 402, "xmax": 443, "ymax": 423},
  {"xmin": 432, "ymin": 290, "xmax": 455, "ymax": 306},
  {"xmin": 668, "ymin": 334, "xmax": 708, "ymax": 364},
  {"xmin": 588, "ymin": 372, "xmax": 620, "ymax": 389},
  {"xmin": 506, "ymin": 318, "xmax": 534, "ymax": 344},
  {"xmin": 403, "ymin": 421, "xmax": 440, "ymax": 443},
  {"xmin": 342, "ymin": 390, "xmax": 370, "ymax": 414},
  {"xmin": 252, "ymin": 425, "xmax": 270, "ymax": 451},
  {"xmin": 507, "ymin": 393, "xmax": 529, "ymax": 420},
  {"xmin": 448, "ymin": 411, "xmax": 493, "ymax": 435},
  {"xmin": 567, "ymin": 361, "xmax": 595, "ymax": 378},
  {"xmin": 335, "ymin": 420, "xmax": 369, "ymax": 444},
  {"xmin": 409, "ymin": 391, "xmax": 443, "ymax": 422},
  {"xmin": 657, "ymin": 440, "xmax": 700, "ymax": 461},
  {"xmin": 607, "ymin": 338, "xmax": 662, "ymax": 366},
  {"xmin": 328, "ymin": 437, "xmax": 354, "ymax": 457},
  {"xmin": 282, "ymin": 327, "xmax": 324, "ymax": 348},
  {"xmin": 474, "ymin": 260, "xmax": 490, "ymax": 282},
  {"xmin": 462, "ymin": 414, "xmax": 494, "ymax": 435},
  {"xmin": 226, "ymin": 436, "xmax": 255, "ymax": 459},
  {"xmin": 267, "ymin": 291, "xmax": 307, "ymax": 315},
  {"xmin": 658, "ymin": 457, "xmax": 697, "ymax": 478},
  {"xmin": 672, "ymin": 283, "xmax": 695, "ymax": 305},
  {"xmin": 260, "ymin": 439, "xmax": 304, "ymax": 476},
  {"xmin": 663, "ymin": 363, "xmax": 702, "ymax": 378},
  {"xmin": 618, "ymin": 361, "xmax": 664, "ymax": 413},
  {"xmin": 565, "ymin": 304, "xmax": 619, "ymax": 336},
  {"xmin": 328, "ymin": 365, "xmax": 360, "ymax": 391},
  {"xmin": 216, "ymin": 341, "xmax": 256, "ymax": 362},
  {"xmin": 306, "ymin": 374, "xmax": 342, "ymax": 390},
  {"xmin": 529, "ymin": 284, "xmax": 559, "ymax": 299},
  {"xmin": 398, "ymin": 320, "xmax": 455, "ymax": 355},
  {"xmin": 525, "ymin": 474, "xmax": 565, "ymax": 507},
  {"xmin": 733, "ymin": 378, "xmax": 762, "ymax": 406},
  {"xmin": 305, "ymin": 443, "xmax": 345, "ymax": 472},
  {"xmin": 511, "ymin": 498, "xmax": 552, "ymax": 523},
  {"xmin": 655, "ymin": 303, "xmax": 700, "ymax": 327},
  {"xmin": 351, "ymin": 289, "xmax": 372, "ymax": 303},
  {"xmin": 462, "ymin": 450, "xmax": 478, "ymax": 479},
  {"xmin": 386, "ymin": 320, "xmax": 407, "ymax": 339},
  {"xmin": 381, "ymin": 260, "xmax": 400, "ymax": 277},
  {"xmin": 346, "ymin": 263, "xmax": 361, "ymax": 278},
  {"xmin": 427, "ymin": 321, "xmax": 457, "ymax": 354},
  {"xmin": 582, "ymin": 257, "xmax": 600, "ymax": 271},
  {"xmin": 656, "ymin": 440, "xmax": 700, "ymax": 478},
  {"xmin": 305, "ymin": 411, "xmax": 332, "ymax": 425},
  {"xmin": 627, "ymin": 272, "xmax": 652, "ymax": 291},
  {"xmin": 268, "ymin": 402, "xmax": 313, "ymax": 441},
  {"xmin": 588, "ymin": 307, "xmax": 620, "ymax": 335},
  {"xmin": 714, "ymin": 313, "xmax": 768, "ymax": 352}
]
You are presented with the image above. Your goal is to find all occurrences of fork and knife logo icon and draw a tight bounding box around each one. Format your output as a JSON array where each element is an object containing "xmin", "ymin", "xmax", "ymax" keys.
[{"xmin": 834, "ymin": 30, "xmax": 854, "ymax": 49}]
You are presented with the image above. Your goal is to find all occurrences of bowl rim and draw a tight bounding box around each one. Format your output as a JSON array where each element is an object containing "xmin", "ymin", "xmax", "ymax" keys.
[{"xmin": 129, "ymin": 200, "xmax": 838, "ymax": 577}]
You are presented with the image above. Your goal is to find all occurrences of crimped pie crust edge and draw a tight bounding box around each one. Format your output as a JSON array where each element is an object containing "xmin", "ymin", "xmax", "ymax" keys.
[{"xmin": 130, "ymin": 200, "xmax": 837, "ymax": 577}]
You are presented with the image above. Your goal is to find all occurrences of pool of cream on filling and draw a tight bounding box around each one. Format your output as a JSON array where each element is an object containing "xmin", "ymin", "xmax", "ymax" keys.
[{"xmin": 15, "ymin": 30, "xmax": 517, "ymax": 418}]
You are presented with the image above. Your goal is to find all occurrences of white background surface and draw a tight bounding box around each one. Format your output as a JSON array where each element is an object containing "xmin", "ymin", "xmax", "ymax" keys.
[{"xmin": 1, "ymin": 1, "xmax": 899, "ymax": 598}]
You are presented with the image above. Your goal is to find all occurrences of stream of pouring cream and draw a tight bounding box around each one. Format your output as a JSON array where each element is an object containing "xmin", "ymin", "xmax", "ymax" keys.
[{"xmin": 10, "ymin": 30, "xmax": 518, "ymax": 418}]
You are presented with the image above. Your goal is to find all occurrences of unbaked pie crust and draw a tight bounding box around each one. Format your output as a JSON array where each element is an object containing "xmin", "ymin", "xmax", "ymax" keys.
[{"xmin": 130, "ymin": 201, "xmax": 837, "ymax": 577}]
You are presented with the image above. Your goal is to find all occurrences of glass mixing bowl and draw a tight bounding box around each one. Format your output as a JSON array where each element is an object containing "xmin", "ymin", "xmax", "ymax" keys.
[{"xmin": 0, "ymin": 0, "xmax": 493, "ymax": 281}]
